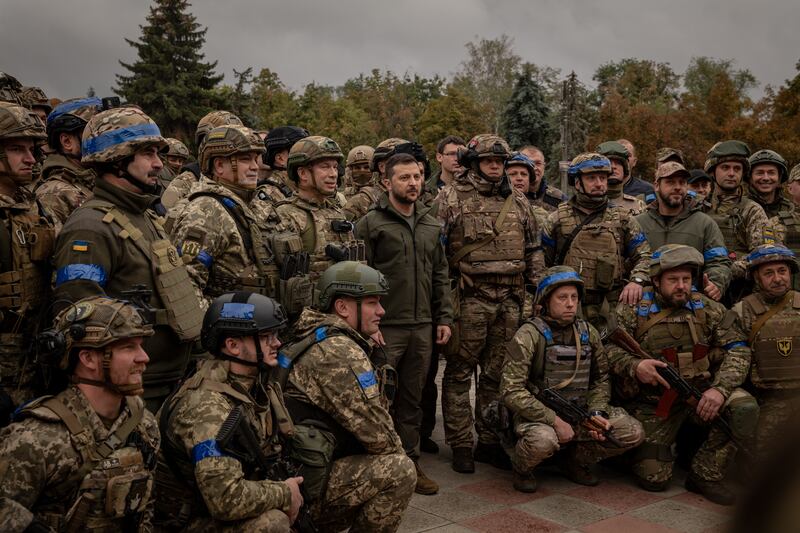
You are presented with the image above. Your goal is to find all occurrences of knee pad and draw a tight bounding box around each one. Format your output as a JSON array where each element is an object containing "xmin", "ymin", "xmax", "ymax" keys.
[
  {"xmin": 633, "ymin": 443, "xmax": 675, "ymax": 483},
  {"xmin": 727, "ymin": 392, "xmax": 760, "ymax": 440}
]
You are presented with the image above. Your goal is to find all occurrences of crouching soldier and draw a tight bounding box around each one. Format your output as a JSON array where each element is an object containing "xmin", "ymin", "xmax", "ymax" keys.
[{"xmin": 499, "ymin": 266, "xmax": 644, "ymax": 493}]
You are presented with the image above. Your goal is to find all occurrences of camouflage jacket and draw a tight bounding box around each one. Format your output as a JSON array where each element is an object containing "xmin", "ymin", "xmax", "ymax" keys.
[
  {"xmin": 527, "ymin": 180, "xmax": 567, "ymax": 212},
  {"xmin": 284, "ymin": 308, "xmax": 403, "ymax": 455},
  {"xmin": 704, "ymin": 189, "xmax": 775, "ymax": 264},
  {"xmin": 436, "ymin": 170, "xmax": 545, "ymax": 289},
  {"xmin": 608, "ymin": 190, "xmax": 647, "ymax": 217},
  {"xmin": 34, "ymin": 153, "xmax": 95, "ymax": 231},
  {"xmin": 501, "ymin": 317, "xmax": 610, "ymax": 427},
  {"xmin": 342, "ymin": 183, "xmax": 384, "ymax": 222},
  {"xmin": 607, "ymin": 290, "xmax": 751, "ymax": 402},
  {"xmin": 747, "ymin": 185, "xmax": 796, "ymax": 219},
  {"xmin": 169, "ymin": 176, "xmax": 279, "ymax": 303},
  {"xmin": 161, "ymin": 164, "xmax": 200, "ymax": 209},
  {"xmin": 0, "ymin": 386, "xmax": 160, "ymax": 532},
  {"xmin": 156, "ymin": 359, "xmax": 292, "ymax": 523}
]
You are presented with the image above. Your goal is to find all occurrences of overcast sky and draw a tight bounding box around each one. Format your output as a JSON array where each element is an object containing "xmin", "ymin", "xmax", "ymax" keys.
[{"xmin": 3, "ymin": 0, "xmax": 799, "ymax": 101}]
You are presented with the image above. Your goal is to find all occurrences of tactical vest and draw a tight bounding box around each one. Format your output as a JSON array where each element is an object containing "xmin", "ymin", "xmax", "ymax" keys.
[
  {"xmin": 187, "ymin": 191, "xmax": 278, "ymax": 298},
  {"xmin": 449, "ymin": 186, "xmax": 526, "ymax": 277},
  {"xmin": 21, "ymin": 394, "xmax": 155, "ymax": 532},
  {"xmin": 558, "ymin": 205, "xmax": 624, "ymax": 291},
  {"xmin": 635, "ymin": 290, "xmax": 711, "ymax": 381},
  {"xmin": 0, "ymin": 199, "xmax": 53, "ymax": 317},
  {"xmin": 156, "ymin": 360, "xmax": 292, "ymax": 527},
  {"xmin": 742, "ymin": 292, "xmax": 800, "ymax": 389},
  {"xmin": 88, "ymin": 200, "xmax": 203, "ymax": 341},
  {"xmin": 707, "ymin": 201, "xmax": 748, "ymax": 259},
  {"xmin": 528, "ymin": 318, "xmax": 593, "ymax": 407}
]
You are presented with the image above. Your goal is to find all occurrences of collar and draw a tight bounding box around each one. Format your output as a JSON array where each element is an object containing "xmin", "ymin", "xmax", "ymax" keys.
[{"xmin": 94, "ymin": 177, "xmax": 161, "ymax": 214}]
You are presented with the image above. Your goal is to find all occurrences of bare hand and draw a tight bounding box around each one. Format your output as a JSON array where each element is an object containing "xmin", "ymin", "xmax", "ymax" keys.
[
  {"xmin": 284, "ymin": 476, "xmax": 304, "ymax": 524},
  {"xmin": 435, "ymin": 325, "xmax": 452, "ymax": 345},
  {"xmin": 371, "ymin": 330, "xmax": 386, "ymax": 347},
  {"xmin": 703, "ymin": 274, "xmax": 721, "ymax": 301},
  {"xmin": 696, "ymin": 388, "xmax": 725, "ymax": 422},
  {"xmin": 619, "ymin": 281, "xmax": 643, "ymax": 305},
  {"xmin": 553, "ymin": 416, "xmax": 575, "ymax": 444},
  {"xmin": 635, "ymin": 359, "xmax": 671, "ymax": 388},
  {"xmin": 587, "ymin": 415, "xmax": 612, "ymax": 442}
]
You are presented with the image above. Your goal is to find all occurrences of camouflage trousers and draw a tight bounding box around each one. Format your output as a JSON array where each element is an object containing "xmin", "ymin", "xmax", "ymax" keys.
[
  {"xmin": 187, "ymin": 510, "xmax": 291, "ymax": 532},
  {"xmin": 311, "ymin": 453, "xmax": 416, "ymax": 533},
  {"xmin": 506, "ymin": 406, "xmax": 644, "ymax": 473},
  {"xmin": 0, "ymin": 338, "xmax": 37, "ymax": 406},
  {"xmin": 629, "ymin": 388, "xmax": 759, "ymax": 484},
  {"xmin": 442, "ymin": 294, "xmax": 520, "ymax": 449},
  {"xmin": 382, "ymin": 324, "xmax": 433, "ymax": 459},
  {"xmin": 753, "ymin": 388, "xmax": 800, "ymax": 460}
]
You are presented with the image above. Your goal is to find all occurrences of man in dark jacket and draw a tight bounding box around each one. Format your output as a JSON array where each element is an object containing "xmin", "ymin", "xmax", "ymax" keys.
[
  {"xmin": 618, "ymin": 139, "xmax": 655, "ymax": 198},
  {"xmin": 356, "ymin": 153, "xmax": 453, "ymax": 495},
  {"xmin": 636, "ymin": 161, "xmax": 732, "ymax": 300}
]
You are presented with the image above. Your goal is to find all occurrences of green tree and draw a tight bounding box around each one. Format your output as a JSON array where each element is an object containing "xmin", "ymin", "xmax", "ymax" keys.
[
  {"xmin": 683, "ymin": 56, "xmax": 757, "ymax": 105},
  {"xmin": 417, "ymin": 86, "xmax": 488, "ymax": 161},
  {"xmin": 249, "ymin": 68, "xmax": 298, "ymax": 130},
  {"xmin": 501, "ymin": 62, "xmax": 553, "ymax": 150},
  {"xmin": 593, "ymin": 58, "xmax": 680, "ymax": 109},
  {"xmin": 115, "ymin": 0, "xmax": 224, "ymax": 143},
  {"xmin": 452, "ymin": 34, "xmax": 521, "ymax": 133}
]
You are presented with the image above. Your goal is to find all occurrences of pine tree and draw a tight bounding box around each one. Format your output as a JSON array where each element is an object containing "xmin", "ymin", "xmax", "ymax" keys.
[
  {"xmin": 501, "ymin": 63, "xmax": 553, "ymax": 150},
  {"xmin": 115, "ymin": 0, "xmax": 224, "ymax": 144}
]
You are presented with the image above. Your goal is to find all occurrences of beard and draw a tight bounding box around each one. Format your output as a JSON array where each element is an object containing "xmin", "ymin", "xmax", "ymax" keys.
[{"xmin": 658, "ymin": 190, "xmax": 683, "ymax": 208}]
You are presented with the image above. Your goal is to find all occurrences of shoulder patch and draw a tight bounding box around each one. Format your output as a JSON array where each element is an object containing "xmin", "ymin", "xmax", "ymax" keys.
[{"xmin": 71, "ymin": 240, "xmax": 89, "ymax": 252}]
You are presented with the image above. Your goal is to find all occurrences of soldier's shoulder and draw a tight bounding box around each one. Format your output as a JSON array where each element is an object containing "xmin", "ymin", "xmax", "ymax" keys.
[{"xmin": 545, "ymin": 184, "xmax": 566, "ymax": 199}]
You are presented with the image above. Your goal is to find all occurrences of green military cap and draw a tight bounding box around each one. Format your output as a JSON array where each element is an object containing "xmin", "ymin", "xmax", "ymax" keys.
[
  {"xmin": 655, "ymin": 161, "xmax": 691, "ymax": 181},
  {"xmin": 649, "ymin": 244, "xmax": 704, "ymax": 278},
  {"xmin": 597, "ymin": 141, "xmax": 630, "ymax": 176},
  {"xmin": 656, "ymin": 147, "xmax": 686, "ymax": 167}
]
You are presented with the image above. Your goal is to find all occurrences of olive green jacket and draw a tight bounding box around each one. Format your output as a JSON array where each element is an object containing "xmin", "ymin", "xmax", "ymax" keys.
[{"xmin": 355, "ymin": 192, "xmax": 453, "ymax": 327}]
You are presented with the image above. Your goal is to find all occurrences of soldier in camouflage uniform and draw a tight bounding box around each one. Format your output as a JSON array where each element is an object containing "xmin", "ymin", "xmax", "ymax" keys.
[
  {"xmin": 162, "ymin": 110, "xmax": 243, "ymax": 209},
  {"xmin": 257, "ymin": 125, "xmax": 309, "ymax": 203},
  {"xmin": 607, "ymin": 244, "xmax": 759, "ymax": 504},
  {"xmin": 0, "ymin": 296, "xmax": 160, "ymax": 532},
  {"xmin": 341, "ymin": 144, "xmax": 375, "ymax": 198},
  {"xmin": 34, "ymin": 97, "xmax": 102, "ymax": 231},
  {"xmin": 597, "ymin": 141, "xmax": 647, "ymax": 215},
  {"xmin": 155, "ymin": 292, "xmax": 302, "ymax": 532},
  {"xmin": 0, "ymin": 102, "xmax": 56, "ymax": 416},
  {"xmin": 542, "ymin": 153, "xmax": 651, "ymax": 333},
  {"xmin": 747, "ymin": 149, "xmax": 793, "ymax": 219},
  {"xmin": 53, "ymin": 107, "xmax": 204, "ymax": 412},
  {"xmin": 785, "ymin": 163, "xmax": 800, "ymax": 208},
  {"xmin": 505, "ymin": 152, "xmax": 551, "ymax": 229},
  {"xmin": 500, "ymin": 266, "xmax": 644, "ymax": 492},
  {"xmin": 702, "ymin": 140, "xmax": 774, "ymax": 301},
  {"xmin": 20, "ymin": 86, "xmax": 52, "ymax": 125},
  {"xmin": 277, "ymin": 262, "xmax": 416, "ymax": 532},
  {"xmin": 156, "ymin": 137, "xmax": 190, "ymax": 189},
  {"xmin": 168, "ymin": 125, "xmax": 283, "ymax": 305},
  {"xmin": 436, "ymin": 134, "xmax": 545, "ymax": 473},
  {"xmin": 734, "ymin": 245, "xmax": 800, "ymax": 459},
  {"xmin": 342, "ymin": 138, "xmax": 407, "ymax": 221},
  {"xmin": 519, "ymin": 145, "xmax": 567, "ymax": 212}
]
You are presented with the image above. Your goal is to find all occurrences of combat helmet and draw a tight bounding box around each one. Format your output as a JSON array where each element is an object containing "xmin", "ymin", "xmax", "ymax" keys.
[
  {"xmin": 346, "ymin": 144, "xmax": 375, "ymax": 185},
  {"xmin": 596, "ymin": 141, "xmax": 630, "ymax": 179},
  {"xmin": 195, "ymin": 110, "xmax": 243, "ymax": 147},
  {"xmin": 505, "ymin": 152, "xmax": 536, "ymax": 176},
  {"xmin": 81, "ymin": 106, "xmax": 167, "ymax": 166},
  {"xmin": 265, "ymin": 125, "xmax": 310, "ymax": 169},
  {"xmin": 745, "ymin": 244, "xmax": 798, "ymax": 275},
  {"xmin": 316, "ymin": 261, "xmax": 389, "ymax": 312},
  {"xmin": 201, "ymin": 292, "xmax": 287, "ymax": 358},
  {"xmin": 789, "ymin": 164, "xmax": 800, "ymax": 185},
  {"xmin": 0, "ymin": 101, "xmax": 47, "ymax": 142},
  {"xmin": 534, "ymin": 266, "xmax": 585, "ymax": 307},
  {"xmin": 43, "ymin": 296, "xmax": 154, "ymax": 395},
  {"xmin": 457, "ymin": 134, "xmax": 511, "ymax": 169},
  {"xmin": 649, "ymin": 244, "xmax": 704, "ymax": 279},
  {"xmin": 20, "ymin": 86, "xmax": 52, "ymax": 115},
  {"xmin": 164, "ymin": 137, "xmax": 190, "ymax": 161},
  {"xmin": 371, "ymin": 137, "xmax": 410, "ymax": 173},
  {"xmin": 748, "ymin": 149, "xmax": 788, "ymax": 183},
  {"xmin": 46, "ymin": 97, "xmax": 103, "ymax": 154},
  {"xmin": 0, "ymin": 72, "xmax": 24, "ymax": 105},
  {"xmin": 286, "ymin": 135, "xmax": 344, "ymax": 183},
  {"xmin": 655, "ymin": 147, "xmax": 686, "ymax": 168},
  {"xmin": 567, "ymin": 152, "xmax": 612, "ymax": 186},
  {"xmin": 704, "ymin": 140, "xmax": 751, "ymax": 175},
  {"xmin": 199, "ymin": 125, "xmax": 265, "ymax": 183}
]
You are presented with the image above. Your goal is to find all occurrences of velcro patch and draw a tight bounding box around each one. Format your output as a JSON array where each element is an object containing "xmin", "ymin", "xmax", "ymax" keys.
[
  {"xmin": 351, "ymin": 362, "xmax": 380, "ymax": 400},
  {"xmin": 72, "ymin": 240, "xmax": 89, "ymax": 252}
]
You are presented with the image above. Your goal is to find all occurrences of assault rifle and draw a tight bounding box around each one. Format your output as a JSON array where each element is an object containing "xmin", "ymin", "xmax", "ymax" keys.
[
  {"xmin": 608, "ymin": 325, "xmax": 754, "ymax": 461},
  {"xmin": 217, "ymin": 405, "xmax": 317, "ymax": 533},
  {"xmin": 537, "ymin": 388, "xmax": 624, "ymax": 447}
]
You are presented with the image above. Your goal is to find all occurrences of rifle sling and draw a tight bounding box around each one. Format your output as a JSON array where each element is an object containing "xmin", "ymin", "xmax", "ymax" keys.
[{"xmin": 448, "ymin": 193, "xmax": 514, "ymax": 269}]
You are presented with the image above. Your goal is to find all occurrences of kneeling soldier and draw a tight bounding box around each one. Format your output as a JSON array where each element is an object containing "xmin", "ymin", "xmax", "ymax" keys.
[{"xmin": 500, "ymin": 266, "xmax": 644, "ymax": 492}]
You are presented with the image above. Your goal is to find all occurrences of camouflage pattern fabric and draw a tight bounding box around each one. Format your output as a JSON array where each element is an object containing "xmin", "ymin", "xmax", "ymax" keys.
[
  {"xmin": 342, "ymin": 183, "xmax": 383, "ymax": 222},
  {"xmin": 34, "ymin": 153, "xmax": 95, "ymax": 232},
  {"xmin": 284, "ymin": 308, "xmax": 415, "ymax": 530},
  {"xmin": 162, "ymin": 168, "xmax": 199, "ymax": 209},
  {"xmin": 80, "ymin": 107, "xmax": 166, "ymax": 166},
  {"xmin": 0, "ymin": 386, "xmax": 160, "ymax": 531}
]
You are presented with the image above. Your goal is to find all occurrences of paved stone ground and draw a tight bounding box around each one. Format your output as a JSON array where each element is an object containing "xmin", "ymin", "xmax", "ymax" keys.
[{"xmin": 399, "ymin": 363, "xmax": 731, "ymax": 533}]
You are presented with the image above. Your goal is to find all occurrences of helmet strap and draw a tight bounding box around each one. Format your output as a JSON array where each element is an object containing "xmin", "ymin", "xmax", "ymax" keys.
[
  {"xmin": 116, "ymin": 161, "xmax": 160, "ymax": 196},
  {"xmin": 72, "ymin": 347, "xmax": 143, "ymax": 396}
]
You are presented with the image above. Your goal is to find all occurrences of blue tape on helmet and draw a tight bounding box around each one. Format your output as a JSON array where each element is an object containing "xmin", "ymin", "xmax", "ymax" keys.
[
  {"xmin": 745, "ymin": 245, "xmax": 796, "ymax": 263},
  {"xmin": 82, "ymin": 123, "xmax": 162, "ymax": 156},
  {"xmin": 220, "ymin": 302, "xmax": 255, "ymax": 320},
  {"xmin": 536, "ymin": 270, "xmax": 582, "ymax": 296},
  {"xmin": 48, "ymin": 97, "xmax": 101, "ymax": 124},
  {"xmin": 569, "ymin": 157, "xmax": 611, "ymax": 174}
]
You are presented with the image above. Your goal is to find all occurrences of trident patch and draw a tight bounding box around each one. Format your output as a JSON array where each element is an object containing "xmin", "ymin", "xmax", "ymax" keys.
[{"xmin": 777, "ymin": 337, "xmax": 793, "ymax": 358}]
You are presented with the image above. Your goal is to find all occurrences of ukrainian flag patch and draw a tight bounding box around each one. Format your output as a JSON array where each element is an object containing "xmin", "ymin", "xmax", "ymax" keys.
[{"xmin": 72, "ymin": 240, "xmax": 89, "ymax": 252}]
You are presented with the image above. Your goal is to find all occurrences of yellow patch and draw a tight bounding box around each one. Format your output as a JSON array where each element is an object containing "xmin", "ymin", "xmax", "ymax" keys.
[
  {"xmin": 181, "ymin": 240, "xmax": 201, "ymax": 258},
  {"xmin": 72, "ymin": 242, "xmax": 89, "ymax": 252},
  {"xmin": 777, "ymin": 337, "xmax": 793, "ymax": 357}
]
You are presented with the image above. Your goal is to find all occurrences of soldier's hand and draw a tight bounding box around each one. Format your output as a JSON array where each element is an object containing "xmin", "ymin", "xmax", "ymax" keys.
[
  {"xmin": 703, "ymin": 274, "xmax": 722, "ymax": 301},
  {"xmin": 635, "ymin": 359, "xmax": 671, "ymax": 388},
  {"xmin": 435, "ymin": 325, "xmax": 452, "ymax": 345},
  {"xmin": 553, "ymin": 416, "xmax": 575, "ymax": 444},
  {"xmin": 370, "ymin": 330, "xmax": 386, "ymax": 346},
  {"xmin": 587, "ymin": 415, "xmax": 612, "ymax": 442},
  {"xmin": 284, "ymin": 476, "xmax": 304, "ymax": 524},
  {"xmin": 697, "ymin": 388, "xmax": 725, "ymax": 422},
  {"xmin": 619, "ymin": 281, "xmax": 643, "ymax": 305}
]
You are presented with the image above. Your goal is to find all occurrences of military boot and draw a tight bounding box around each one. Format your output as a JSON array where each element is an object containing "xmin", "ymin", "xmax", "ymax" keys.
[
  {"xmin": 562, "ymin": 460, "xmax": 600, "ymax": 486},
  {"xmin": 451, "ymin": 447, "xmax": 475, "ymax": 473},
  {"xmin": 414, "ymin": 461, "xmax": 439, "ymax": 495},
  {"xmin": 474, "ymin": 442, "xmax": 512, "ymax": 470},
  {"xmin": 512, "ymin": 470, "xmax": 538, "ymax": 493},
  {"xmin": 420, "ymin": 437, "xmax": 439, "ymax": 454},
  {"xmin": 685, "ymin": 475, "xmax": 736, "ymax": 506}
]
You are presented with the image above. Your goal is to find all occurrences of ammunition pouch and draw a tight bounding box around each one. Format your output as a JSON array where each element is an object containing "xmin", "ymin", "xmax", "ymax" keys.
[
  {"xmin": 324, "ymin": 240, "xmax": 365, "ymax": 262},
  {"xmin": 289, "ymin": 422, "xmax": 336, "ymax": 502},
  {"xmin": 279, "ymin": 275, "xmax": 314, "ymax": 316}
]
